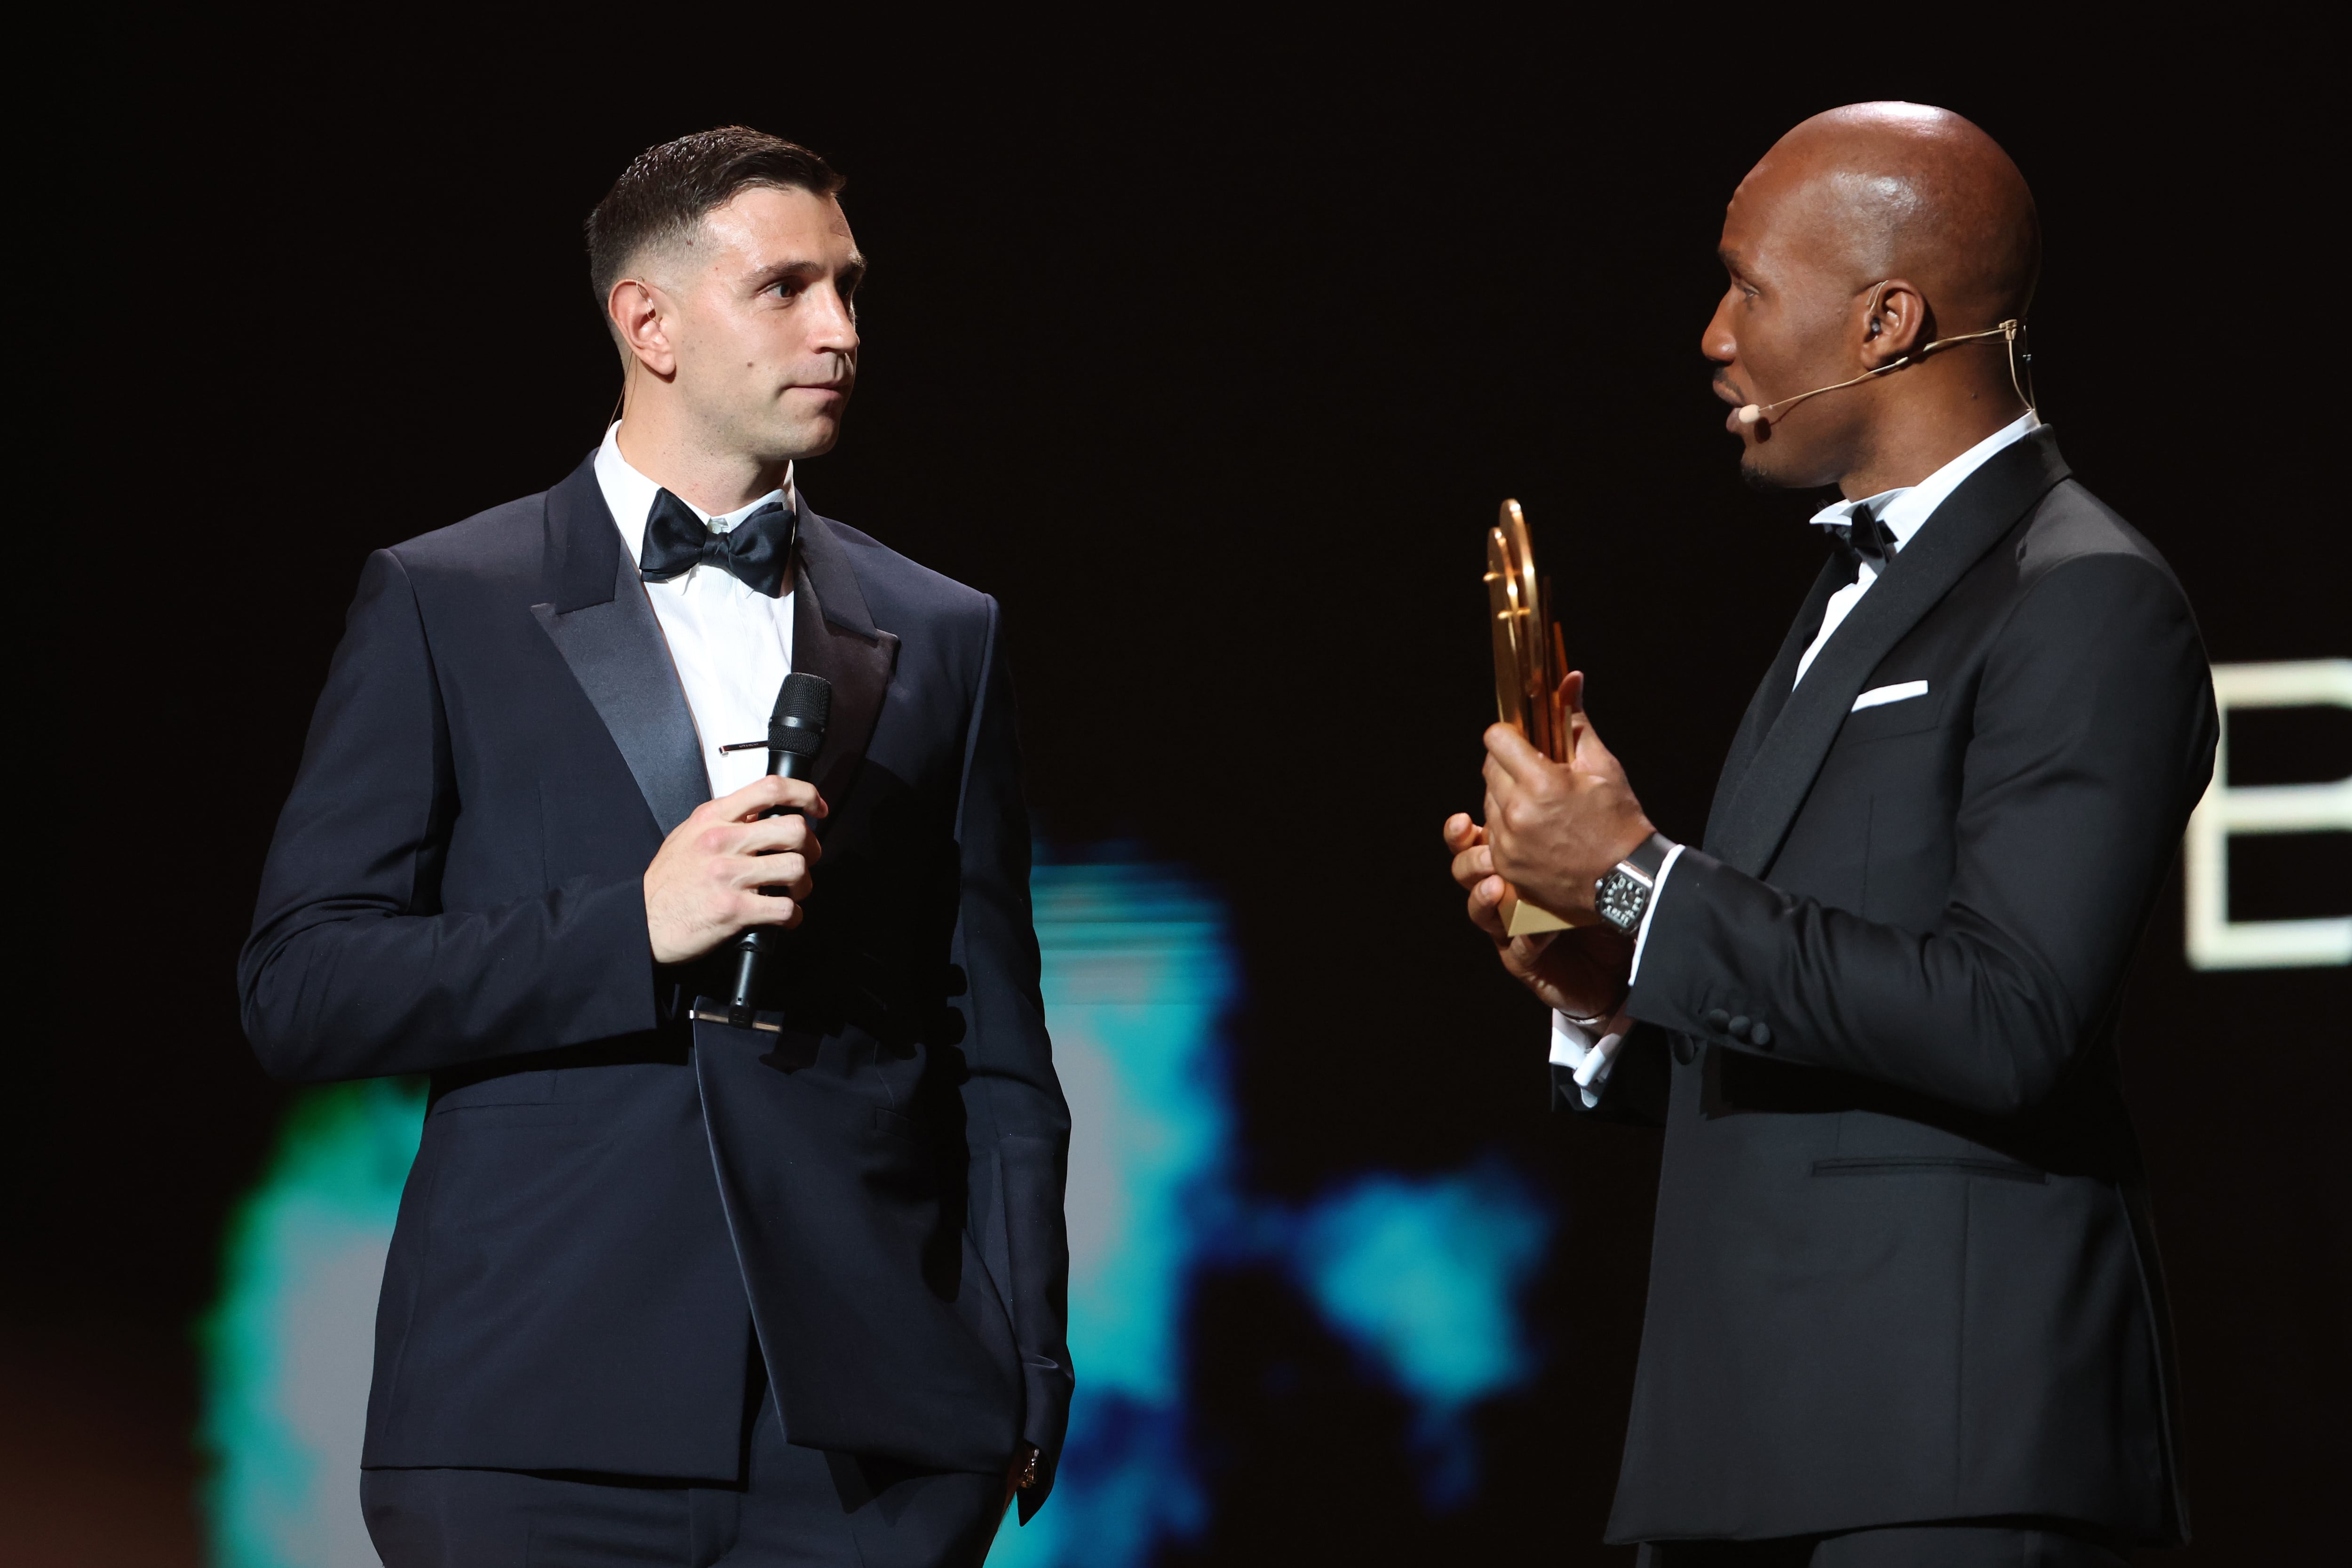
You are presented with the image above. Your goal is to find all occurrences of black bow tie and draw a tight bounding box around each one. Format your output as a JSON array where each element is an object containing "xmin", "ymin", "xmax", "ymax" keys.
[
  {"xmin": 638, "ymin": 488, "xmax": 798, "ymax": 597},
  {"xmin": 1838, "ymin": 503, "xmax": 1897, "ymax": 571}
]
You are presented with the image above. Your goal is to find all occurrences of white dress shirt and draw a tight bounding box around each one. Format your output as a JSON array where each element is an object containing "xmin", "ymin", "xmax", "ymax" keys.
[
  {"xmin": 1549, "ymin": 411, "xmax": 2042, "ymax": 1105},
  {"xmin": 593, "ymin": 422, "xmax": 800, "ymax": 800},
  {"xmin": 1792, "ymin": 411, "xmax": 2041, "ymax": 686}
]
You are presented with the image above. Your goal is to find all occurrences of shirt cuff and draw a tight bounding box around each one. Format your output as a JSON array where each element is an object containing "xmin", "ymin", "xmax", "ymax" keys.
[
  {"xmin": 1549, "ymin": 1010, "xmax": 1629, "ymax": 1109},
  {"xmin": 1625, "ymin": 841, "xmax": 1686, "ymax": 984}
]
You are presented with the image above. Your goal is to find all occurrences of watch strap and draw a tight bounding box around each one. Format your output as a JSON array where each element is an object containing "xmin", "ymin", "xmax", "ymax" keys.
[{"xmin": 1619, "ymin": 832, "xmax": 1672, "ymax": 883}]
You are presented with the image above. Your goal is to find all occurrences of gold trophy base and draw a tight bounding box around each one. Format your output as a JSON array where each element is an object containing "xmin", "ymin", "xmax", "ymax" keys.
[{"xmin": 1499, "ymin": 883, "xmax": 1573, "ymax": 937}]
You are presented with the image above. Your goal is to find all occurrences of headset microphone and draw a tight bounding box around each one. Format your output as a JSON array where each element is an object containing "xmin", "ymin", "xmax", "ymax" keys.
[{"xmin": 1737, "ymin": 316, "xmax": 2034, "ymax": 427}]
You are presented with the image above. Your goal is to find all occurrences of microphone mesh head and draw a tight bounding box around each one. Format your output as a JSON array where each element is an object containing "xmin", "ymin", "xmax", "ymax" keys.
[{"xmin": 773, "ymin": 672, "xmax": 832, "ymax": 728}]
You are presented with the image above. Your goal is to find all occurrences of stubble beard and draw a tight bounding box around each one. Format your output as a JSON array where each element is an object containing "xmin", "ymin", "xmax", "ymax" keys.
[
  {"xmin": 714, "ymin": 393, "xmax": 844, "ymax": 470},
  {"xmin": 1739, "ymin": 446, "xmax": 1793, "ymax": 492}
]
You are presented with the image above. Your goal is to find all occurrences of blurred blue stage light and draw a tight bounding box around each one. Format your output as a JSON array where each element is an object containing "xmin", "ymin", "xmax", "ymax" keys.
[
  {"xmin": 987, "ymin": 860, "xmax": 1233, "ymax": 1567},
  {"xmin": 1281, "ymin": 1162, "xmax": 1551, "ymax": 1508},
  {"xmin": 201, "ymin": 854, "xmax": 1553, "ymax": 1564},
  {"xmin": 199, "ymin": 1078, "xmax": 425, "ymax": 1568}
]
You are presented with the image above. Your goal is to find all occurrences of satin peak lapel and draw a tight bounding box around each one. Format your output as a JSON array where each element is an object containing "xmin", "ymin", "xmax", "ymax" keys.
[
  {"xmin": 1701, "ymin": 553, "xmax": 1853, "ymax": 855},
  {"xmin": 791, "ymin": 506, "xmax": 898, "ymax": 829},
  {"xmin": 1708, "ymin": 428, "xmax": 2072, "ymax": 877},
  {"xmin": 530, "ymin": 454, "xmax": 710, "ymax": 836}
]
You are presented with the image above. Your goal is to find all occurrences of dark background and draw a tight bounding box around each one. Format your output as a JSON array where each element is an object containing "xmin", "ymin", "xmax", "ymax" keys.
[{"xmin": 19, "ymin": 26, "xmax": 2345, "ymax": 1565}]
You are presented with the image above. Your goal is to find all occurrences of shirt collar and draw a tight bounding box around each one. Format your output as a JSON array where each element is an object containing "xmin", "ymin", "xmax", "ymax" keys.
[
  {"xmin": 593, "ymin": 421, "xmax": 796, "ymax": 561},
  {"xmin": 1808, "ymin": 410, "xmax": 2041, "ymax": 554}
]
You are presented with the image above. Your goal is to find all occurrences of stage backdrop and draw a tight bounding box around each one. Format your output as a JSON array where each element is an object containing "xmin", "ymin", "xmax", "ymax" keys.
[
  {"xmin": 15, "ymin": 32, "xmax": 2345, "ymax": 1568},
  {"xmin": 198, "ymin": 854, "xmax": 1562, "ymax": 1566}
]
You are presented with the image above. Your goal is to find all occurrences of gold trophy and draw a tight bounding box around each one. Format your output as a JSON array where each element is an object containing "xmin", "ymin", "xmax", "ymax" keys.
[{"xmin": 1485, "ymin": 500, "xmax": 1575, "ymax": 936}]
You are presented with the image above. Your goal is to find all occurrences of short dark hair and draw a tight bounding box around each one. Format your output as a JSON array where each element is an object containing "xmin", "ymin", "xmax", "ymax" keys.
[{"xmin": 586, "ymin": 127, "xmax": 844, "ymax": 310}]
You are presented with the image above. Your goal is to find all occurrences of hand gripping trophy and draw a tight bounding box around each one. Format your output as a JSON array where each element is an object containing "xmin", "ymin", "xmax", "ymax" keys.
[{"xmin": 1484, "ymin": 500, "xmax": 1578, "ymax": 935}]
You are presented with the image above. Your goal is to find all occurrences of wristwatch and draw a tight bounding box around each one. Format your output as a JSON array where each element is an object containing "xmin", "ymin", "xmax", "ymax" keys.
[{"xmin": 1595, "ymin": 833, "xmax": 1676, "ymax": 935}]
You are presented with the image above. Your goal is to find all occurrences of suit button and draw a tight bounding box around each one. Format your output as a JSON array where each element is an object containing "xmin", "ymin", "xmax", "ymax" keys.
[
  {"xmin": 1672, "ymin": 1037, "xmax": 1698, "ymax": 1066},
  {"xmin": 1703, "ymin": 1009, "xmax": 1731, "ymax": 1032},
  {"xmin": 1727, "ymin": 1015, "xmax": 1751, "ymax": 1040},
  {"xmin": 1749, "ymin": 1021, "xmax": 1773, "ymax": 1049}
]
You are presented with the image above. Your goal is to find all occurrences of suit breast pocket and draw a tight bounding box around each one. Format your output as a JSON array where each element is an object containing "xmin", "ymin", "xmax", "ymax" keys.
[{"xmin": 1837, "ymin": 686, "xmax": 1945, "ymax": 744}]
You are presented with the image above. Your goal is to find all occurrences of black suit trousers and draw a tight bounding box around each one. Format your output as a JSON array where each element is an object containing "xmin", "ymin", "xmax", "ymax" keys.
[
  {"xmin": 361, "ymin": 1385, "xmax": 1005, "ymax": 1568},
  {"xmin": 1637, "ymin": 1523, "xmax": 2131, "ymax": 1566}
]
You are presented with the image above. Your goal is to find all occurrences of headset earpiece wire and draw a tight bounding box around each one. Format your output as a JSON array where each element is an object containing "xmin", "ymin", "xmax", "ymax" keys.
[
  {"xmin": 1736, "ymin": 293, "xmax": 2035, "ymax": 427},
  {"xmin": 2003, "ymin": 318, "xmax": 2036, "ymax": 415}
]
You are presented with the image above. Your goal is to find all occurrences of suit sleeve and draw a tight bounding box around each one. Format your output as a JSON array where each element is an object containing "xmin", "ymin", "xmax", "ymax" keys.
[
  {"xmin": 238, "ymin": 550, "xmax": 660, "ymax": 1082},
  {"xmin": 1627, "ymin": 554, "xmax": 2216, "ymax": 1117},
  {"xmin": 946, "ymin": 597, "xmax": 1073, "ymax": 1498}
]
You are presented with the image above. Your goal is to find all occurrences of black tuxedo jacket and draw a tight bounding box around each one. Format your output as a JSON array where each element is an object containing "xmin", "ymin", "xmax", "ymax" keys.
[
  {"xmin": 1581, "ymin": 430, "xmax": 2211, "ymax": 1547},
  {"xmin": 240, "ymin": 454, "xmax": 1072, "ymax": 1504}
]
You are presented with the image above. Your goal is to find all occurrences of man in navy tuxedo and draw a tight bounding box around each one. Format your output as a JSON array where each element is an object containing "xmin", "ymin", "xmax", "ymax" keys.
[
  {"xmin": 1448, "ymin": 105, "xmax": 2211, "ymax": 1564},
  {"xmin": 242, "ymin": 127, "xmax": 1070, "ymax": 1567}
]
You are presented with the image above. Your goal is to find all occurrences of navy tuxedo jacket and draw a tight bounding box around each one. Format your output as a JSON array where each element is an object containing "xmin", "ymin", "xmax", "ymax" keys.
[
  {"xmin": 241, "ymin": 454, "xmax": 1073, "ymax": 1501},
  {"xmin": 1583, "ymin": 430, "xmax": 2212, "ymax": 1548}
]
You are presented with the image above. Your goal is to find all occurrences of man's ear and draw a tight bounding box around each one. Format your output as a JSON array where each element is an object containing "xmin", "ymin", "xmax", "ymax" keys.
[
  {"xmin": 1859, "ymin": 279, "xmax": 1929, "ymax": 366},
  {"xmin": 608, "ymin": 279, "xmax": 678, "ymax": 379}
]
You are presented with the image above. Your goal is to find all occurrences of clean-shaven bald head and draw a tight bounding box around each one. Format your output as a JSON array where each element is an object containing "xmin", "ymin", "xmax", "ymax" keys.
[
  {"xmin": 1758, "ymin": 103, "xmax": 2039, "ymax": 329},
  {"xmin": 1706, "ymin": 103, "xmax": 2042, "ymax": 495}
]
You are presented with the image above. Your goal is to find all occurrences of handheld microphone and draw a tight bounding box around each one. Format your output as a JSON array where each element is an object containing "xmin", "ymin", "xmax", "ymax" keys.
[
  {"xmin": 1737, "ymin": 316, "xmax": 2032, "ymax": 427},
  {"xmin": 719, "ymin": 671, "xmax": 832, "ymax": 1029}
]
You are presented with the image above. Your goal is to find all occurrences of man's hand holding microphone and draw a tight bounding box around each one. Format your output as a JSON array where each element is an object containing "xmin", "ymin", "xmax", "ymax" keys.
[{"xmin": 643, "ymin": 776, "xmax": 827, "ymax": 964}]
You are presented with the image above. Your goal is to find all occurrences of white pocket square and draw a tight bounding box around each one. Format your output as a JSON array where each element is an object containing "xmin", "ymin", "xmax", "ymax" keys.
[{"xmin": 1852, "ymin": 680, "xmax": 1930, "ymax": 712}]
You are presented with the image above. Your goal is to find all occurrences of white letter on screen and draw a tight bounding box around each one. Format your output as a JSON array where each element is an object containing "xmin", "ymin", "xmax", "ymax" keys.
[{"xmin": 2185, "ymin": 659, "xmax": 2352, "ymax": 970}]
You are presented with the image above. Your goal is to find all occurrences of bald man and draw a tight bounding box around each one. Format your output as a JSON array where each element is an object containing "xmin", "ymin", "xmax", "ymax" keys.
[{"xmin": 1447, "ymin": 106, "xmax": 2210, "ymax": 1564}]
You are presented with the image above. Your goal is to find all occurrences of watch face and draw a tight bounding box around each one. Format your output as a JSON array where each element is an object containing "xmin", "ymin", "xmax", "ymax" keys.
[{"xmin": 1596, "ymin": 872, "xmax": 1646, "ymax": 933}]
